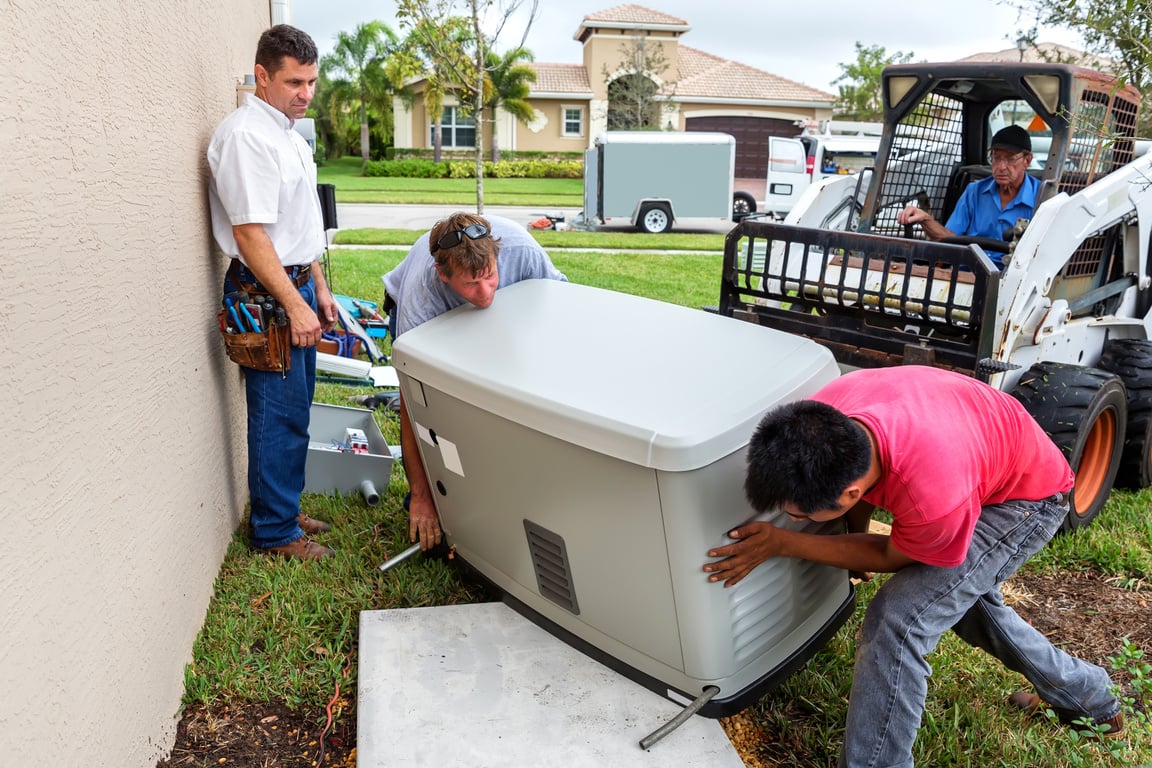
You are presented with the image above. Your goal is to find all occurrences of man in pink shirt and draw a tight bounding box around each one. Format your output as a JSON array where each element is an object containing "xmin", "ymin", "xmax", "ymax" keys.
[{"xmin": 703, "ymin": 366, "xmax": 1121, "ymax": 767}]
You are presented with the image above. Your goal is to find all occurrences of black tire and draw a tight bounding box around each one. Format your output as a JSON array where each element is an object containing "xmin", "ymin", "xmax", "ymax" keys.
[
  {"xmin": 1011, "ymin": 362, "xmax": 1127, "ymax": 530},
  {"xmin": 638, "ymin": 203, "xmax": 672, "ymax": 234},
  {"xmin": 1098, "ymin": 338, "xmax": 1152, "ymax": 488},
  {"xmin": 733, "ymin": 192, "xmax": 756, "ymax": 221}
]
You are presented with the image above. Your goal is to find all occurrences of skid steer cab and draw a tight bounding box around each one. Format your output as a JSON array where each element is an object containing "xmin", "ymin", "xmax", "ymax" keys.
[{"xmin": 719, "ymin": 61, "xmax": 1152, "ymax": 530}]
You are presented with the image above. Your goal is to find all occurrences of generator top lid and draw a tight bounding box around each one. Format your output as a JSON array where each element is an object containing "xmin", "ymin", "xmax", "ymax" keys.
[{"xmin": 391, "ymin": 279, "xmax": 838, "ymax": 472}]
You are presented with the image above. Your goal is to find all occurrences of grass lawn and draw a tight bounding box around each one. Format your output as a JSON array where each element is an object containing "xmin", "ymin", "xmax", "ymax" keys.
[
  {"xmin": 181, "ymin": 242, "xmax": 1152, "ymax": 767},
  {"xmin": 318, "ymin": 156, "xmax": 583, "ymax": 206}
]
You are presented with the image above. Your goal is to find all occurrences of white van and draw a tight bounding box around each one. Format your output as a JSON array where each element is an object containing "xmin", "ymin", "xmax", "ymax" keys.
[{"xmin": 758, "ymin": 133, "xmax": 882, "ymax": 217}]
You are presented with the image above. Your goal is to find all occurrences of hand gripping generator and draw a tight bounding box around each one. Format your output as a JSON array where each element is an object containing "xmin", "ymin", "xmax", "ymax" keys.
[{"xmin": 390, "ymin": 279, "xmax": 854, "ymax": 716}]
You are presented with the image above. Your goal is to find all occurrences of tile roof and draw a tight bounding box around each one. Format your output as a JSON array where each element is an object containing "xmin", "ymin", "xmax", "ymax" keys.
[
  {"xmin": 528, "ymin": 45, "xmax": 834, "ymax": 105},
  {"xmin": 672, "ymin": 45, "xmax": 834, "ymax": 102},
  {"xmin": 580, "ymin": 4, "xmax": 689, "ymax": 27},
  {"xmin": 531, "ymin": 63, "xmax": 592, "ymax": 94}
]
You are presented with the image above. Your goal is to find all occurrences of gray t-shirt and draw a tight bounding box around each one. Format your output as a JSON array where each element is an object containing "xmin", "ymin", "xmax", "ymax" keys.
[{"xmin": 382, "ymin": 215, "xmax": 568, "ymax": 337}]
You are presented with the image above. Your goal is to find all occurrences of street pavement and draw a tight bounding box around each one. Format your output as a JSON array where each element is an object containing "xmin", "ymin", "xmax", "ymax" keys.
[
  {"xmin": 335, "ymin": 203, "xmax": 582, "ymax": 232},
  {"xmin": 334, "ymin": 203, "xmax": 736, "ymax": 235}
]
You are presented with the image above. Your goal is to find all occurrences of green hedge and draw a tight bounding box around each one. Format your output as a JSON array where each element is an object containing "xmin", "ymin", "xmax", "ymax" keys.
[
  {"xmin": 447, "ymin": 160, "xmax": 582, "ymax": 179},
  {"xmin": 390, "ymin": 147, "xmax": 583, "ymax": 164},
  {"xmin": 364, "ymin": 158, "xmax": 582, "ymax": 179},
  {"xmin": 362, "ymin": 159, "xmax": 450, "ymax": 178}
]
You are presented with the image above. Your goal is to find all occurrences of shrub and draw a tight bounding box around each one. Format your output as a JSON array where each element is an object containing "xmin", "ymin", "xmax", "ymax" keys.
[
  {"xmin": 390, "ymin": 147, "xmax": 583, "ymax": 164},
  {"xmin": 444, "ymin": 159, "xmax": 584, "ymax": 179},
  {"xmin": 362, "ymin": 159, "xmax": 448, "ymax": 178}
]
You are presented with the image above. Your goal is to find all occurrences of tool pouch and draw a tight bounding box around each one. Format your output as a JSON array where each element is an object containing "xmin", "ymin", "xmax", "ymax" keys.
[
  {"xmin": 217, "ymin": 262, "xmax": 292, "ymax": 374},
  {"xmin": 217, "ymin": 309, "xmax": 291, "ymax": 373}
]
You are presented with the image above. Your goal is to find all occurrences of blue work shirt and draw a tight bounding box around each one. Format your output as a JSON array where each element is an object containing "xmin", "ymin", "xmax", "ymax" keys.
[{"xmin": 945, "ymin": 174, "xmax": 1039, "ymax": 267}]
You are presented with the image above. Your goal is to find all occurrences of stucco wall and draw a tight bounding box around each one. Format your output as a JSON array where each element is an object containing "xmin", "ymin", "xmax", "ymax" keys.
[
  {"xmin": 0, "ymin": 1, "xmax": 269, "ymax": 765},
  {"xmin": 517, "ymin": 101, "xmax": 592, "ymax": 152}
]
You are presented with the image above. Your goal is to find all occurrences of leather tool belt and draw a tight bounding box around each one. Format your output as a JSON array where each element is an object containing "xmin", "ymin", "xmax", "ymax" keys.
[{"xmin": 217, "ymin": 260, "xmax": 292, "ymax": 374}]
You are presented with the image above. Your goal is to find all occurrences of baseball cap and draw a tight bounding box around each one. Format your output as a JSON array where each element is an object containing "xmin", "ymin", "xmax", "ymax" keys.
[{"xmin": 990, "ymin": 125, "xmax": 1031, "ymax": 153}]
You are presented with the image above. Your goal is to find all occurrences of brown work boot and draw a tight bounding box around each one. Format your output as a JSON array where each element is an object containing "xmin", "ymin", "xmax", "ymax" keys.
[
  {"xmin": 1009, "ymin": 691, "xmax": 1124, "ymax": 738},
  {"xmin": 297, "ymin": 513, "xmax": 331, "ymax": 535},
  {"xmin": 259, "ymin": 535, "xmax": 334, "ymax": 561}
]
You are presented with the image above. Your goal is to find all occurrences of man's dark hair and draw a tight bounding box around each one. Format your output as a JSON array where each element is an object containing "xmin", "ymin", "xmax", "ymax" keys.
[
  {"xmin": 744, "ymin": 400, "xmax": 871, "ymax": 515},
  {"xmin": 255, "ymin": 25, "xmax": 318, "ymax": 75}
]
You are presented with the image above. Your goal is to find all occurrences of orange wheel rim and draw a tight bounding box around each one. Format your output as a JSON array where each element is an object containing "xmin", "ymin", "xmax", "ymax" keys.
[{"xmin": 1072, "ymin": 409, "xmax": 1117, "ymax": 517}]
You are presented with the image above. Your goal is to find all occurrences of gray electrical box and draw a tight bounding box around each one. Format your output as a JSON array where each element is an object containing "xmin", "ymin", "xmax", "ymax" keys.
[
  {"xmin": 305, "ymin": 403, "xmax": 394, "ymax": 502},
  {"xmin": 390, "ymin": 280, "xmax": 853, "ymax": 715}
]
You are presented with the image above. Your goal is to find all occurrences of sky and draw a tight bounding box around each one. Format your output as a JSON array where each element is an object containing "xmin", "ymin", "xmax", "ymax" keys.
[{"xmin": 288, "ymin": 0, "xmax": 1084, "ymax": 92}]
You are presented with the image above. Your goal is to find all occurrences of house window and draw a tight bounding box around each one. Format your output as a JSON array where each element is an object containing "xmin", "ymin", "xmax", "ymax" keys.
[
  {"xmin": 432, "ymin": 106, "xmax": 475, "ymax": 148},
  {"xmin": 562, "ymin": 106, "xmax": 584, "ymax": 137}
]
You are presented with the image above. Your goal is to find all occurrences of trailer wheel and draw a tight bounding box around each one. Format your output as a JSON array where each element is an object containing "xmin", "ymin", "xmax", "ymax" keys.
[
  {"xmin": 1011, "ymin": 362, "xmax": 1126, "ymax": 531},
  {"xmin": 1098, "ymin": 338, "xmax": 1152, "ymax": 488},
  {"xmin": 638, "ymin": 203, "xmax": 672, "ymax": 234},
  {"xmin": 732, "ymin": 192, "xmax": 756, "ymax": 221}
]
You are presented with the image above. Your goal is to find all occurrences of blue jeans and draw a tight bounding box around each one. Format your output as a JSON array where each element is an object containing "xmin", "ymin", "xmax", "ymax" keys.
[
  {"xmin": 840, "ymin": 495, "xmax": 1119, "ymax": 768},
  {"xmin": 224, "ymin": 270, "xmax": 317, "ymax": 549}
]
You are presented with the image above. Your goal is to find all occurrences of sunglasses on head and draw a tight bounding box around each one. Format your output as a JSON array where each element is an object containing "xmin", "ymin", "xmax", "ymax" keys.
[{"xmin": 431, "ymin": 222, "xmax": 490, "ymax": 253}]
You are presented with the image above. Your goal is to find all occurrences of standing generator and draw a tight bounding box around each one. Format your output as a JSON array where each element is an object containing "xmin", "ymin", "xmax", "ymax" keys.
[{"xmin": 391, "ymin": 279, "xmax": 854, "ymax": 715}]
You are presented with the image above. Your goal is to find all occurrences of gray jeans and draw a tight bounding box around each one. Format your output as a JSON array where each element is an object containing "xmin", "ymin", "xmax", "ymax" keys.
[{"xmin": 839, "ymin": 495, "xmax": 1119, "ymax": 768}]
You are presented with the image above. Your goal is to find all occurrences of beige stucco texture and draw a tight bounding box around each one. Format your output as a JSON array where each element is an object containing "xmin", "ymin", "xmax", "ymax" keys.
[{"xmin": 1, "ymin": 1, "xmax": 270, "ymax": 765}]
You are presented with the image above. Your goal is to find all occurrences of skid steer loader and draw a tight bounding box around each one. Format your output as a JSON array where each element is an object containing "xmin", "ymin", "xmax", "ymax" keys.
[{"xmin": 718, "ymin": 62, "xmax": 1152, "ymax": 529}]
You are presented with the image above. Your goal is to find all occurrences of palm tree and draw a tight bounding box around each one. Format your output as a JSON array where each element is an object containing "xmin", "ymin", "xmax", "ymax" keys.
[
  {"xmin": 484, "ymin": 47, "xmax": 536, "ymax": 163},
  {"xmin": 320, "ymin": 21, "xmax": 400, "ymax": 167}
]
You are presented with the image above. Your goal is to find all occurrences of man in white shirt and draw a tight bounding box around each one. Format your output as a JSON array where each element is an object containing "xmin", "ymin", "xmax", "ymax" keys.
[{"xmin": 207, "ymin": 24, "xmax": 339, "ymax": 560}]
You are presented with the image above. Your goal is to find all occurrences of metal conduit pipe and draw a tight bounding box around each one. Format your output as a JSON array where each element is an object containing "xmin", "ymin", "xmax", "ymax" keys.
[{"xmin": 638, "ymin": 685, "xmax": 721, "ymax": 750}]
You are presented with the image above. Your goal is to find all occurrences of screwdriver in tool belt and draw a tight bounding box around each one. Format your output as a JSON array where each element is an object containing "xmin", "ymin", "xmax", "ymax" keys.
[
  {"xmin": 224, "ymin": 296, "xmax": 245, "ymax": 332},
  {"xmin": 238, "ymin": 302, "xmax": 261, "ymax": 332}
]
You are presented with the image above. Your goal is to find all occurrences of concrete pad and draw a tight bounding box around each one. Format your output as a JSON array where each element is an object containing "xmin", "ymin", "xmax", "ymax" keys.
[{"xmin": 357, "ymin": 602, "xmax": 745, "ymax": 768}]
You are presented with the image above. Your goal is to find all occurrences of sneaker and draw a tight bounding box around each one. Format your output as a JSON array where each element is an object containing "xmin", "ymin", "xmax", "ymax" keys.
[
  {"xmin": 258, "ymin": 535, "xmax": 334, "ymax": 561},
  {"xmin": 1009, "ymin": 691, "xmax": 1124, "ymax": 738},
  {"xmin": 297, "ymin": 513, "xmax": 332, "ymax": 535}
]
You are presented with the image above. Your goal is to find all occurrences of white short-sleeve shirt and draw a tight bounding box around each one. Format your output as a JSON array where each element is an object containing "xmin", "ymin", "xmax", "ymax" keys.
[{"xmin": 207, "ymin": 94, "xmax": 324, "ymax": 266}]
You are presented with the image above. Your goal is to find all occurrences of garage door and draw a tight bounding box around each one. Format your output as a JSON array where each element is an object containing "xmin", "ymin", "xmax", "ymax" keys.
[{"xmin": 686, "ymin": 117, "xmax": 797, "ymax": 178}]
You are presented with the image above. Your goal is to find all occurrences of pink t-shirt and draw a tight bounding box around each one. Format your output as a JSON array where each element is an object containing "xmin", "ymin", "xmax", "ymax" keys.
[{"xmin": 812, "ymin": 366, "xmax": 1074, "ymax": 567}]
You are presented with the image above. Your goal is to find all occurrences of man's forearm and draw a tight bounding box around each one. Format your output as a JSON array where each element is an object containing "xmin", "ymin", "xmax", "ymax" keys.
[
  {"xmin": 778, "ymin": 529, "xmax": 905, "ymax": 573},
  {"xmin": 399, "ymin": 397, "xmax": 433, "ymax": 503},
  {"xmin": 309, "ymin": 257, "xmax": 331, "ymax": 295}
]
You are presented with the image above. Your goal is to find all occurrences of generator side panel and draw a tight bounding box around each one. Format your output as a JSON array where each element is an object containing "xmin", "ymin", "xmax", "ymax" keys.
[
  {"xmin": 658, "ymin": 456, "xmax": 853, "ymax": 693},
  {"xmin": 398, "ymin": 375, "xmax": 687, "ymax": 675}
]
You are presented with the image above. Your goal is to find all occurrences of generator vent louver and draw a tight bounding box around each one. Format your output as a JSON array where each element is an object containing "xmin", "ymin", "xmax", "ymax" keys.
[{"xmin": 523, "ymin": 520, "xmax": 580, "ymax": 615}]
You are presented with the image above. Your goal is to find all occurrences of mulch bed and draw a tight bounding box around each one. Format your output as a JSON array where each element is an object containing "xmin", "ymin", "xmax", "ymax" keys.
[{"xmin": 157, "ymin": 699, "xmax": 354, "ymax": 768}]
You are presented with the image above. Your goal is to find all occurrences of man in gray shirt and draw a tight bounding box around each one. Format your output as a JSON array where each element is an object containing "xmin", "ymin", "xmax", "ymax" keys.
[{"xmin": 383, "ymin": 213, "xmax": 567, "ymax": 551}]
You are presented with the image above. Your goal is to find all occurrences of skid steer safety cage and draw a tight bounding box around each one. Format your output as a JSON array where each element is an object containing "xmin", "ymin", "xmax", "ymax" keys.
[{"xmin": 719, "ymin": 219, "xmax": 1001, "ymax": 374}]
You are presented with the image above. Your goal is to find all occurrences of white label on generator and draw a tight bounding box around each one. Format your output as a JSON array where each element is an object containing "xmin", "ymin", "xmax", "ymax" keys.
[
  {"xmin": 439, "ymin": 437, "xmax": 464, "ymax": 476},
  {"xmin": 416, "ymin": 422, "xmax": 434, "ymax": 446}
]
